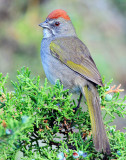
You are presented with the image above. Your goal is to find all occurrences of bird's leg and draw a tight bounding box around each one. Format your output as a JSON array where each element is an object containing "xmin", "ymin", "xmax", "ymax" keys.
[
  {"xmin": 74, "ymin": 93, "xmax": 82, "ymax": 112},
  {"xmin": 77, "ymin": 92, "xmax": 82, "ymax": 109}
]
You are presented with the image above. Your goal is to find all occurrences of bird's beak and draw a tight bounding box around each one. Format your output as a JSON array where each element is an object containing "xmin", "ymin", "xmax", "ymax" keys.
[{"xmin": 38, "ymin": 21, "xmax": 49, "ymax": 29}]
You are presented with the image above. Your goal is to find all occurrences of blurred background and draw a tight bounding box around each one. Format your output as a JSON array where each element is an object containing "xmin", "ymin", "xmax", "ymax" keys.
[
  {"xmin": 0, "ymin": 0, "xmax": 126, "ymax": 130},
  {"xmin": 0, "ymin": 0, "xmax": 126, "ymax": 89}
]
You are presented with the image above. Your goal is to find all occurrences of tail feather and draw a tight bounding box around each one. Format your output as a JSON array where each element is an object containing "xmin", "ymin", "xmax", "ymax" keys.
[{"xmin": 82, "ymin": 84, "xmax": 110, "ymax": 154}]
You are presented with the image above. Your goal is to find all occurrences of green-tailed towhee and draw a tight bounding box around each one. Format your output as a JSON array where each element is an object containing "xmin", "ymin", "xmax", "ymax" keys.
[{"xmin": 39, "ymin": 9, "xmax": 110, "ymax": 154}]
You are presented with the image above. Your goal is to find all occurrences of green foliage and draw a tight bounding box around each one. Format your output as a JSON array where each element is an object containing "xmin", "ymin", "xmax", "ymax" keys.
[
  {"xmin": 111, "ymin": 0, "xmax": 126, "ymax": 16},
  {"xmin": 0, "ymin": 67, "xmax": 126, "ymax": 160}
]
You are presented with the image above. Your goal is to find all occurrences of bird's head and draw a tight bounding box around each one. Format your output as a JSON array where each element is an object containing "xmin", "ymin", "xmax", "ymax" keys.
[{"xmin": 39, "ymin": 9, "xmax": 76, "ymax": 38}]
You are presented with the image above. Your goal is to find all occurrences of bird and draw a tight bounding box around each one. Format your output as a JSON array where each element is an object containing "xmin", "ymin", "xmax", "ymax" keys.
[{"xmin": 39, "ymin": 9, "xmax": 111, "ymax": 154}]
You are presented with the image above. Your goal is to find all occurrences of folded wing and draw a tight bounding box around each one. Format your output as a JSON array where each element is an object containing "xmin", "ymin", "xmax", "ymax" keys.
[{"xmin": 50, "ymin": 36, "xmax": 103, "ymax": 86}]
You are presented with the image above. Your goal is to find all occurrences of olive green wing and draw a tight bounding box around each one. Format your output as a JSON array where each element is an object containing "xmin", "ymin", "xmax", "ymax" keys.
[{"xmin": 50, "ymin": 36, "xmax": 103, "ymax": 86}]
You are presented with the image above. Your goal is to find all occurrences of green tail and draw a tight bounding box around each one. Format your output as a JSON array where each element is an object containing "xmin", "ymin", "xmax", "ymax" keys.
[{"xmin": 82, "ymin": 84, "xmax": 111, "ymax": 154}]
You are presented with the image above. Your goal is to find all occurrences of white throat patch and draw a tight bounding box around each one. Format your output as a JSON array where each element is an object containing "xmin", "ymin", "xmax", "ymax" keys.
[{"xmin": 43, "ymin": 28, "xmax": 52, "ymax": 38}]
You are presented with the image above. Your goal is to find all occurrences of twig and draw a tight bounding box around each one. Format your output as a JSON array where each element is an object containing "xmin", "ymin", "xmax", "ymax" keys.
[{"xmin": 105, "ymin": 84, "xmax": 124, "ymax": 94}]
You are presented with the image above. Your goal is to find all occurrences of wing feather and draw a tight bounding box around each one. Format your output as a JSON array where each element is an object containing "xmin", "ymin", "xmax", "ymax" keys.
[{"xmin": 50, "ymin": 36, "xmax": 103, "ymax": 86}]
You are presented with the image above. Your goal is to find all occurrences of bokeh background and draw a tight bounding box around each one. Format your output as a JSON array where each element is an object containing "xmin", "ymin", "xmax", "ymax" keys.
[
  {"xmin": 0, "ymin": 0, "xmax": 126, "ymax": 89},
  {"xmin": 0, "ymin": 0, "xmax": 126, "ymax": 130}
]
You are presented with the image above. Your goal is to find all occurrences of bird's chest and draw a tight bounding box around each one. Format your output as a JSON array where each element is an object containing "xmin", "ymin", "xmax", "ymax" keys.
[
  {"xmin": 40, "ymin": 38, "xmax": 81, "ymax": 93},
  {"xmin": 41, "ymin": 39, "xmax": 61, "ymax": 84}
]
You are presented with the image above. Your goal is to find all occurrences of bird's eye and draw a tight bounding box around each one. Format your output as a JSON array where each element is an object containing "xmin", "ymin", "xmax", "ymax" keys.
[{"xmin": 55, "ymin": 22, "xmax": 60, "ymax": 26}]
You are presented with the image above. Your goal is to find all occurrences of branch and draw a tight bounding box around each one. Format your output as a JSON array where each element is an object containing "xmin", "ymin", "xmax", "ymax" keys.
[{"xmin": 105, "ymin": 84, "xmax": 124, "ymax": 94}]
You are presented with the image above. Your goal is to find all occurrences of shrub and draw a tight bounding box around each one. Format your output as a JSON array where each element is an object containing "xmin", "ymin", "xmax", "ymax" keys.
[{"xmin": 0, "ymin": 67, "xmax": 126, "ymax": 159}]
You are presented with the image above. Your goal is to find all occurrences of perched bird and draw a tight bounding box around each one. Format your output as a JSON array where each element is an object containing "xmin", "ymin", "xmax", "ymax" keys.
[{"xmin": 39, "ymin": 9, "xmax": 110, "ymax": 154}]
